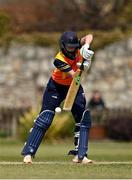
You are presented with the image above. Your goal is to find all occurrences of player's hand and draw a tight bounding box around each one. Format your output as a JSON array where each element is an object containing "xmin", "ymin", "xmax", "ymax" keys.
[{"xmin": 80, "ymin": 44, "xmax": 94, "ymax": 61}]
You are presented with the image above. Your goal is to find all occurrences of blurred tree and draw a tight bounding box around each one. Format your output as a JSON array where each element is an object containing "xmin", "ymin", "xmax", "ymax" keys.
[
  {"xmin": 83, "ymin": 0, "xmax": 130, "ymax": 29},
  {"xmin": 0, "ymin": 0, "xmax": 131, "ymax": 32},
  {"xmin": 112, "ymin": 0, "xmax": 128, "ymax": 12},
  {"xmin": 0, "ymin": 11, "xmax": 11, "ymax": 37}
]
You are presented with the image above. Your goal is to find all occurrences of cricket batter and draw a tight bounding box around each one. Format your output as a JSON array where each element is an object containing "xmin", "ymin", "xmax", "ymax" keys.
[{"xmin": 21, "ymin": 31, "xmax": 94, "ymax": 164}]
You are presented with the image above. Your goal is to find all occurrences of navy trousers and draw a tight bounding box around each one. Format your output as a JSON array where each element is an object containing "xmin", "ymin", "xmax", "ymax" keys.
[
  {"xmin": 41, "ymin": 78, "xmax": 86, "ymax": 123},
  {"xmin": 21, "ymin": 77, "xmax": 87, "ymax": 156}
]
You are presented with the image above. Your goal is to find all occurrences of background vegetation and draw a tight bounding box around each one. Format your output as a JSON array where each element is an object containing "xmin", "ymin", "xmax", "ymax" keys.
[
  {"xmin": 0, "ymin": 0, "xmax": 131, "ymax": 33},
  {"xmin": 18, "ymin": 108, "xmax": 74, "ymax": 142},
  {"xmin": 0, "ymin": 0, "xmax": 131, "ymax": 49},
  {"xmin": 17, "ymin": 108, "xmax": 132, "ymax": 141}
]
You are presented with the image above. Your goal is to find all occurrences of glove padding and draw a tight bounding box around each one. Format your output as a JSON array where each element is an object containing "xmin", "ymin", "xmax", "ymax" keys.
[
  {"xmin": 80, "ymin": 44, "xmax": 94, "ymax": 61},
  {"xmin": 77, "ymin": 60, "xmax": 91, "ymax": 71}
]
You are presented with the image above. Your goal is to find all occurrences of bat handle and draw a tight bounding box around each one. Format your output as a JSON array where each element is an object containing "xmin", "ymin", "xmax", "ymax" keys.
[{"xmin": 79, "ymin": 59, "xmax": 85, "ymax": 71}]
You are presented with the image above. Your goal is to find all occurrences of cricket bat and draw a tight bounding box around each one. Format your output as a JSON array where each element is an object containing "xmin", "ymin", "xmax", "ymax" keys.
[{"xmin": 63, "ymin": 59, "xmax": 85, "ymax": 111}]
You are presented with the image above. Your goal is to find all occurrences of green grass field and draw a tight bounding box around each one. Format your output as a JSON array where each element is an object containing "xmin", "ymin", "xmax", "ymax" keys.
[{"xmin": 0, "ymin": 139, "xmax": 132, "ymax": 179}]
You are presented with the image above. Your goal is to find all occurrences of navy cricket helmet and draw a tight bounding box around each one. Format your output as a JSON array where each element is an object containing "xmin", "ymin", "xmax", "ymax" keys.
[{"xmin": 60, "ymin": 31, "xmax": 80, "ymax": 59}]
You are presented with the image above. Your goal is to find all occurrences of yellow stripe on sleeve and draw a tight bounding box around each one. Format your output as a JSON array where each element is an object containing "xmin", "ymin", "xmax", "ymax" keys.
[{"xmin": 55, "ymin": 52, "xmax": 67, "ymax": 63}]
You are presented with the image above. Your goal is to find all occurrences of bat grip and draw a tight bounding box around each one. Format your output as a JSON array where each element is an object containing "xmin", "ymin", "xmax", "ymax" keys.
[{"xmin": 79, "ymin": 59, "xmax": 85, "ymax": 71}]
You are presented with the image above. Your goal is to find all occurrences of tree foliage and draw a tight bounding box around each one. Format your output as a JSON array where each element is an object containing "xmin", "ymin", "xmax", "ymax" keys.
[
  {"xmin": 0, "ymin": 0, "xmax": 131, "ymax": 33},
  {"xmin": 0, "ymin": 12, "xmax": 11, "ymax": 36}
]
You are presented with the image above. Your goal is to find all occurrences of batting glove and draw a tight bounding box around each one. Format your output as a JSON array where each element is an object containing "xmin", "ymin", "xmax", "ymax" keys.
[
  {"xmin": 80, "ymin": 44, "xmax": 94, "ymax": 61},
  {"xmin": 77, "ymin": 60, "xmax": 91, "ymax": 71}
]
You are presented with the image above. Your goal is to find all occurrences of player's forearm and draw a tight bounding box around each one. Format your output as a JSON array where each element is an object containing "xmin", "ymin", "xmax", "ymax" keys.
[{"xmin": 80, "ymin": 34, "xmax": 93, "ymax": 46}]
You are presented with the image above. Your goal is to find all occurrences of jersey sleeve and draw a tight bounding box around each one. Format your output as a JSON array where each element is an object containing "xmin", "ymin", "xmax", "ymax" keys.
[{"xmin": 53, "ymin": 58, "xmax": 72, "ymax": 72}]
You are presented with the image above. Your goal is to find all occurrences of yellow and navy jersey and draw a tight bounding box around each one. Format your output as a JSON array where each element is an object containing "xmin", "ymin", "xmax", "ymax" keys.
[
  {"xmin": 52, "ymin": 50, "xmax": 83, "ymax": 85},
  {"xmin": 54, "ymin": 58, "xmax": 72, "ymax": 72}
]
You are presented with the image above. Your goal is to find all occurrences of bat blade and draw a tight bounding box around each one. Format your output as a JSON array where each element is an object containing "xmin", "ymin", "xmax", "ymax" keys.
[{"xmin": 63, "ymin": 70, "xmax": 82, "ymax": 111}]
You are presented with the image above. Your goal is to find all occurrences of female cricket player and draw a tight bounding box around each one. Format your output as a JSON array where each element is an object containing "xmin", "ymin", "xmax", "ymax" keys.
[{"xmin": 21, "ymin": 31, "xmax": 94, "ymax": 164}]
